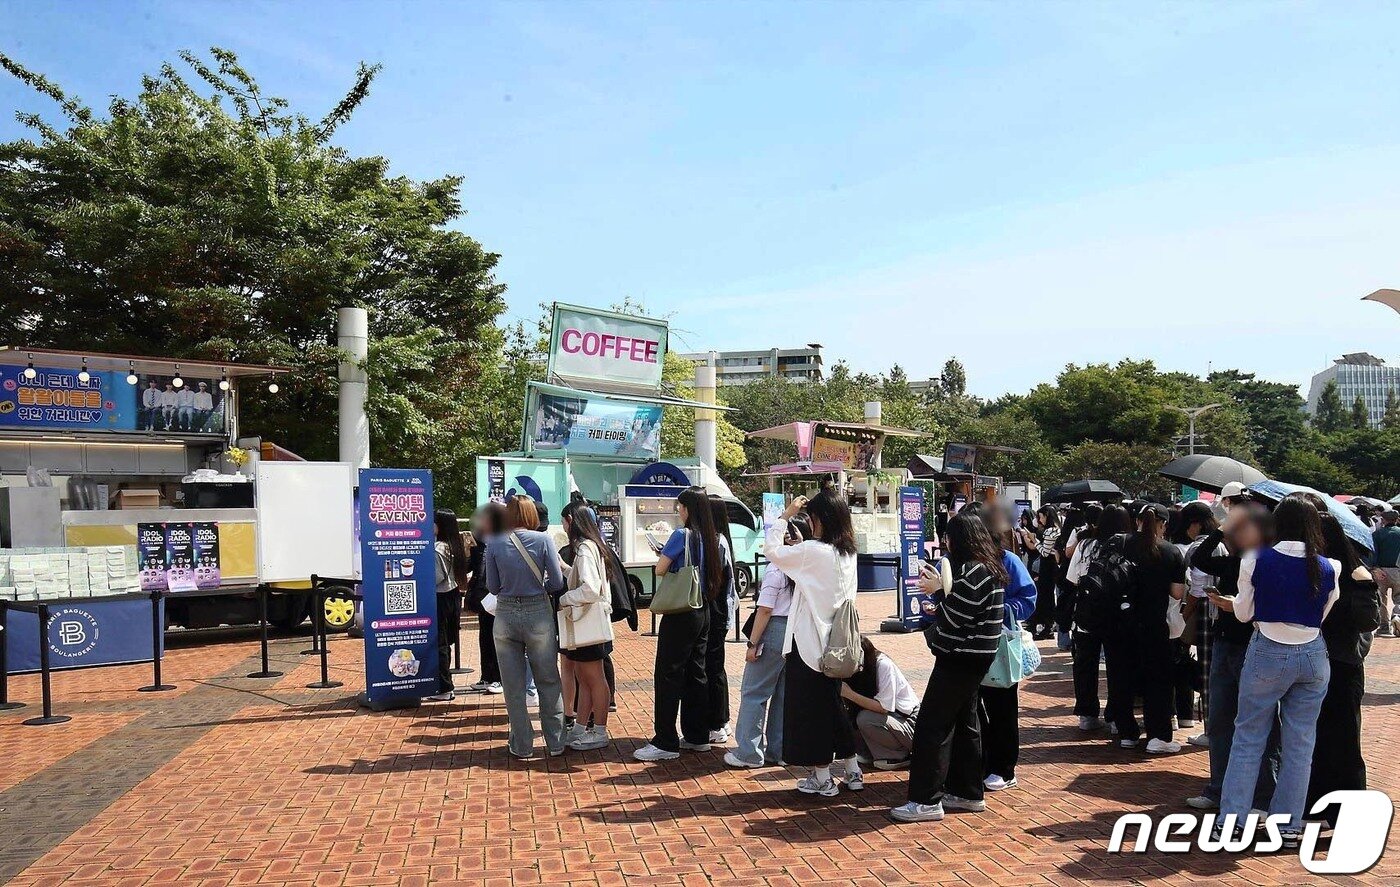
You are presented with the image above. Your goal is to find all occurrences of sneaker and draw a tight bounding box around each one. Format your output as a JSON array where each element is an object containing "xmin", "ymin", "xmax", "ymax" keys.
[
  {"xmin": 633, "ymin": 743, "xmax": 680, "ymax": 762},
  {"xmin": 422, "ymin": 691, "xmax": 455, "ymax": 702},
  {"xmin": 548, "ymin": 746, "xmax": 566, "ymax": 757},
  {"xmin": 1178, "ymin": 718, "xmax": 1196, "ymax": 729},
  {"xmin": 1390, "ymin": 615, "xmax": 1400, "ymax": 636},
  {"xmin": 796, "ymin": 775, "xmax": 840, "ymax": 797},
  {"xmin": 764, "ymin": 758, "xmax": 786, "ymax": 767},
  {"xmin": 723, "ymin": 751, "xmax": 763, "ymax": 769},
  {"xmin": 873, "ymin": 758, "xmax": 911, "ymax": 771},
  {"xmin": 484, "ymin": 682, "xmax": 504, "ymax": 694},
  {"xmin": 844, "ymin": 771, "xmax": 865, "ymax": 791},
  {"xmin": 984, "ymin": 774, "xmax": 1017, "ymax": 792},
  {"xmin": 1186, "ymin": 795, "xmax": 1219, "ymax": 810},
  {"xmin": 564, "ymin": 722, "xmax": 586, "ymax": 744},
  {"xmin": 569, "ymin": 727, "xmax": 609, "ymax": 751},
  {"xmin": 1078, "ymin": 716, "xmax": 1106, "ymax": 732},
  {"xmin": 709, "ymin": 726, "xmax": 731, "ymax": 744},
  {"xmin": 1188, "ymin": 733, "xmax": 1210, "ymax": 748},
  {"xmin": 941, "ymin": 794, "xmax": 987, "ymax": 812},
  {"xmin": 1109, "ymin": 722, "xmax": 1121, "ymax": 736},
  {"xmin": 509, "ymin": 749, "xmax": 538, "ymax": 761},
  {"xmin": 1119, "ymin": 738, "xmax": 1139, "ymax": 749},
  {"xmin": 1280, "ymin": 829, "xmax": 1303, "ymax": 850},
  {"xmin": 679, "ymin": 738, "xmax": 712, "ymax": 752},
  {"xmin": 526, "ymin": 689, "xmax": 539, "ymax": 707},
  {"xmin": 1171, "ymin": 716, "xmax": 1179, "ymax": 730},
  {"xmin": 468, "ymin": 680, "xmax": 492, "ymax": 692},
  {"xmin": 890, "ymin": 801, "xmax": 944, "ymax": 823},
  {"xmin": 1146, "ymin": 738, "xmax": 1182, "ymax": 754}
]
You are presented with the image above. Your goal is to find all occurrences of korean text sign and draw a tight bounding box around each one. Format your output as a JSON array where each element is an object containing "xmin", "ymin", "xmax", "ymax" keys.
[
  {"xmin": 547, "ymin": 304, "xmax": 668, "ymax": 389},
  {"xmin": 359, "ymin": 468, "xmax": 438, "ymax": 705},
  {"xmin": 898, "ymin": 486, "xmax": 927, "ymax": 629},
  {"xmin": 528, "ymin": 388, "xmax": 662, "ymax": 460},
  {"xmin": 0, "ymin": 364, "xmax": 227, "ymax": 433}
]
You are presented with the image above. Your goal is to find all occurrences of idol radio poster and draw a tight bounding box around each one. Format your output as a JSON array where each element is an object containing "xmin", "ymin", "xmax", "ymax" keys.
[{"xmin": 358, "ymin": 468, "xmax": 438, "ymax": 706}]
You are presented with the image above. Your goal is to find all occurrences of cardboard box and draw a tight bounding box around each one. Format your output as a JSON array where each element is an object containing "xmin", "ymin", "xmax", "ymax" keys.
[{"xmin": 115, "ymin": 489, "xmax": 161, "ymax": 510}]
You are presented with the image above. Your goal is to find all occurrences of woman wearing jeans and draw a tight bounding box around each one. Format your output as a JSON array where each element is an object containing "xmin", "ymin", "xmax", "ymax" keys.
[
  {"xmin": 1216, "ymin": 496, "xmax": 1340, "ymax": 842},
  {"xmin": 725, "ymin": 515, "xmax": 810, "ymax": 769},
  {"xmin": 483, "ymin": 495, "xmax": 568, "ymax": 760}
]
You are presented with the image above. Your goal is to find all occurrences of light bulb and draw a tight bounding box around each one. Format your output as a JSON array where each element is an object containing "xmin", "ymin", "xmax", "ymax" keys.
[
  {"xmin": 267, "ymin": 382, "xmax": 280, "ymax": 394},
  {"xmin": 172, "ymin": 376, "xmax": 184, "ymax": 388},
  {"xmin": 218, "ymin": 377, "xmax": 230, "ymax": 391},
  {"xmin": 23, "ymin": 363, "xmax": 36, "ymax": 380},
  {"xmin": 126, "ymin": 372, "xmax": 139, "ymax": 385},
  {"xmin": 77, "ymin": 369, "xmax": 90, "ymax": 383}
]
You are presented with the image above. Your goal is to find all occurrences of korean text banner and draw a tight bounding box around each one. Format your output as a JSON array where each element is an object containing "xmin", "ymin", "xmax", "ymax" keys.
[
  {"xmin": 0, "ymin": 364, "xmax": 227, "ymax": 434},
  {"xmin": 898, "ymin": 485, "xmax": 927, "ymax": 629},
  {"xmin": 529, "ymin": 389, "xmax": 662, "ymax": 461},
  {"xmin": 359, "ymin": 468, "xmax": 438, "ymax": 706},
  {"xmin": 547, "ymin": 304, "xmax": 668, "ymax": 389}
]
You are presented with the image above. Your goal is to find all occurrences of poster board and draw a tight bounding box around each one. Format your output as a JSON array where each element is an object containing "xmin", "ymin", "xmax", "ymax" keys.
[
  {"xmin": 898, "ymin": 486, "xmax": 927, "ymax": 629},
  {"xmin": 546, "ymin": 303, "xmax": 668, "ymax": 390},
  {"xmin": 254, "ymin": 461, "xmax": 357, "ymax": 582}
]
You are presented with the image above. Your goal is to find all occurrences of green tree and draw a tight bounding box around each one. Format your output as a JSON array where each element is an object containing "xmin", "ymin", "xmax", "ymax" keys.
[
  {"xmin": 1207, "ymin": 369, "xmax": 1307, "ymax": 475},
  {"xmin": 1313, "ymin": 380, "xmax": 1346, "ymax": 433},
  {"xmin": 1385, "ymin": 388, "xmax": 1400, "ymax": 430},
  {"xmin": 1350, "ymin": 395, "xmax": 1371, "ymax": 429},
  {"xmin": 1022, "ymin": 360, "xmax": 1181, "ymax": 449},
  {"xmin": 1058, "ymin": 441, "xmax": 1175, "ymax": 500},
  {"xmin": 1276, "ymin": 446, "xmax": 1359, "ymax": 496},
  {"xmin": 940, "ymin": 358, "xmax": 967, "ymax": 398},
  {"xmin": 0, "ymin": 48, "xmax": 507, "ymax": 510}
]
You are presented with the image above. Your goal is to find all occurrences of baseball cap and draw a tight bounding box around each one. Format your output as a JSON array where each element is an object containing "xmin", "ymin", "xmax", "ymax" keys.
[
  {"xmin": 1219, "ymin": 481, "xmax": 1248, "ymax": 500},
  {"xmin": 1138, "ymin": 502, "xmax": 1170, "ymax": 522}
]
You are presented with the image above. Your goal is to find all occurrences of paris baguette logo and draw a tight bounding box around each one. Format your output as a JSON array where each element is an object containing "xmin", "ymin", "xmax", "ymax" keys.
[{"xmin": 1107, "ymin": 790, "xmax": 1393, "ymax": 874}]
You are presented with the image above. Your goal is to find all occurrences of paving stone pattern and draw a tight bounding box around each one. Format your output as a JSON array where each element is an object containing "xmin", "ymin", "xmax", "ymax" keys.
[{"xmin": 0, "ymin": 595, "xmax": 1397, "ymax": 886}]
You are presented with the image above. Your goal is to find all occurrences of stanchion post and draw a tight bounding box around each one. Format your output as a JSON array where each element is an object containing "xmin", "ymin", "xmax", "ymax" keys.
[
  {"xmin": 642, "ymin": 570, "xmax": 659, "ymax": 637},
  {"xmin": 247, "ymin": 585, "xmax": 284, "ymax": 679},
  {"xmin": 0, "ymin": 602, "xmax": 26, "ymax": 711},
  {"xmin": 301, "ymin": 573, "xmax": 324, "ymax": 655},
  {"xmin": 138, "ymin": 590, "xmax": 174, "ymax": 692},
  {"xmin": 306, "ymin": 582, "xmax": 343, "ymax": 690},
  {"xmin": 449, "ymin": 591, "xmax": 473, "ymax": 676},
  {"xmin": 23, "ymin": 603, "xmax": 70, "ymax": 726}
]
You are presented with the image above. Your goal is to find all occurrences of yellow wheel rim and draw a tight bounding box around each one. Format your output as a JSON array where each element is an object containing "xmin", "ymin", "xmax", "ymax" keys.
[{"xmin": 323, "ymin": 596, "xmax": 355, "ymax": 628}]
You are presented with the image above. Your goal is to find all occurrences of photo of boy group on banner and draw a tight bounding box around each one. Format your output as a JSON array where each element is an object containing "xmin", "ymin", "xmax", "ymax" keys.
[
  {"xmin": 529, "ymin": 390, "xmax": 662, "ymax": 461},
  {"xmin": 136, "ymin": 375, "xmax": 226, "ymax": 433}
]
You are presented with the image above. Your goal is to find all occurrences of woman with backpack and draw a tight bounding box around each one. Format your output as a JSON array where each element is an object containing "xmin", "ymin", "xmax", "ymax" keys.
[
  {"xmin": 763, "ymin": 491, "xmax": 862, "ymax": 798},
  {"xmin": 634, "ymin": 487, "xmax": 723, "ymax": 763},
  {"xmin": 726, "ymin": 514, "xmax": 811, "ymax": 769},
  {"xmin": 483, "ymin": 495, "xmax": 568, "ymax": 759},
  {"xmin": 1065, "ymin": 504, "xmax": 1132, "ymax": 732},
  {"xmin": 559, "ymin": 505, "xmax": 616, "ymax": 751},
  {"xmin": 1217, "ymin": 496, "xmax": 1340, "ymax": 842},
  {"xmin": 425, "ymin": 509, "xmax": 471, "ymax": 702},
  {"xmin": 1103, "ymin": 503, "xmax": 1187, "ymax": 753},
  {"xmin": 891, "ymin": 512, "xmax": 1007, "ymax": 823}
]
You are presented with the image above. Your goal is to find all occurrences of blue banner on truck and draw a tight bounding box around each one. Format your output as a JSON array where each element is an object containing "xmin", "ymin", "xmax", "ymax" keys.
[
  {"xmin": 898, "ymin": 485, "xmax": 927, "ymax": 629},
  {"xmin": 0, "ymin": 364, "xmax": 226, "ymax": 433},
  {"xmin": 358, "ymin": 468, "xmax": 438, "ymax": 706},
  {"xmin": 5, "ymin": 597, "xmax": 163, "ymax": 673}
]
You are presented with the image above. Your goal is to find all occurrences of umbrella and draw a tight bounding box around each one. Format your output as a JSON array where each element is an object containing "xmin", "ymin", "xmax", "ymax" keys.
[
  {"xmin": 1247, "ymin": 480, "xmax": 1375, "ymax": 553},
  {"xmin": 1044, "ymin": 479, "xmax": 1124, "ymax": 503},
  {"xmin": 1159, "ymin": 454, "xmax": 1267, "ymax": 494}
]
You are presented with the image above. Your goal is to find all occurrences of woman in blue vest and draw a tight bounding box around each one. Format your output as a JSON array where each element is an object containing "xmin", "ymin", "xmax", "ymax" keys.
[{"xmin": 1218, "ymin": 495, "xmax": 1340, "ymax": 842}]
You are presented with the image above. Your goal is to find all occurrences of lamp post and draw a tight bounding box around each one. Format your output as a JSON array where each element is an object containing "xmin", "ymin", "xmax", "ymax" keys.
[{"xmin": 1169, "ymin": 403, "xmax": 1222, "ymax": 455}]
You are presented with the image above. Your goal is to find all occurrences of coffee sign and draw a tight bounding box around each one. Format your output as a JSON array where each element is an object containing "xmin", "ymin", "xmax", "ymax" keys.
[{"xmin": 547, "ymin": 303, "xmax": 668, "ymax": 390}]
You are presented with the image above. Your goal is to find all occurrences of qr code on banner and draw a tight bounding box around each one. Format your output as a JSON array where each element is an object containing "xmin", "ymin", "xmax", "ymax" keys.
[{"xmin": 384, "ymin": 581, "xmax": 417, "ymax": 615}]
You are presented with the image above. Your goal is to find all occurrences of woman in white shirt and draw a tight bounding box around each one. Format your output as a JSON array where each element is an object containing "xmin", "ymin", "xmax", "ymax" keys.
[
  {"xmin": 842, "ymin": 637, "xmax": 920, "ymax": 770},
  {"xmin": 725, "ymin": 515, "xmax": 810, "ymax": 769},
  {"xmin": 763, "ymin": 492, "xmax": 862, "ymax": 798},
  {"xmin": 559, "ymin": 507, "xmax": 615, "ymax": 751}
]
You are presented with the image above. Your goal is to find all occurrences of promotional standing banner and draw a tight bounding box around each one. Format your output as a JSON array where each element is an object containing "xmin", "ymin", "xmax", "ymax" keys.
[
  {"xmin": 546, "ymin": 303, "xmax": 668, "ymax": 390},
  {"xmin": 358, "ymin": 468, "xmax": 438, "ymax": 707},
  {"xmin": 164, "ymin": 523, "xmax": 197, "ymax": 592},
  {"xmin": 138, "ymin": 523, "xmax": 168, "ymax": 591},
  {"xmin": 898, "ymin": 486, "xmax": 927, "ymax": 629},
  {"xmin": 526, "ymin": 385, "xmax": 663, "ymax": 460},
  {"xmin": 192, "ymin": 522, "xmax": 221, "ymax": 589}
]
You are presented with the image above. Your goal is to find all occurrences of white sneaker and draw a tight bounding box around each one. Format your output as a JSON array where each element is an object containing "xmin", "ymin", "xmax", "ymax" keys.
[
  {"xmin": 796, "ymin": 775, "xmax": 839, "ymax": 797},
  {"xmin": 941, "ymin": 794, "xmax": 987, "ymax": 812},
  {"xmin": 1178, "ymin": 718, "xmax": 1196, "ymax": 729},
  {"xmin": 1078, "ymin": 716, "xmax": 1106, "ymax": 732},
  {"xmin": 890, "ymin": 801, "xmax": 944, "ymax": 822},
  {"xmin": 708, "ymin": 726, "xmax": 731, "ymax": 744},
  {"xmin": 679, "ymin": 738, "xmax": 712, "ymax": 752},
  {"xmin": 564, "ymin": 722, "xmax": 586, "ymax": 743},
  {"xmin": 843, "ymin": 771, "xmax": 865, "ymax": 791},
  {"xmin": 1188, "ymin": 733, "xmax": 1210, "ymax": 748},
  {"xmin": 1118, "ymin": 738, "xmax": 1139, "ymax": 749},
  {"xmin": 569, "ymin": 727, "xmax": 609, "ymax": 751},
  {"xmin": 633, "ymin": 743, "xmax": 680, "ymax": 762},
  {"xmin": 1186, "ymin": 795, "xmax": 1218, "ymax": 810},
  {"xmin": 468, "ymin": 680, "xmax": 492, "ymax": 692},
  {"xmin": 984, "ymin": 774, "xmax": 1017, "ymax": 792},
  {"xmin": 723, "ymin": 751, "xmax": 763, "ymax": 769},
  {"xmin": 1146, "ymin": 738, "xmax": 1182, "ymax": 754},
  {"xmin": 485, "ymin": 682, "xmax": 504, "ymax": 694}
]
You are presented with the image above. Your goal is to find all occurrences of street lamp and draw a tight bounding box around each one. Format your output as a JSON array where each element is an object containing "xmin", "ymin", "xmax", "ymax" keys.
[{"xmin": 1168, "ymin": 403, "xmax": 1222, "ymax": 455}]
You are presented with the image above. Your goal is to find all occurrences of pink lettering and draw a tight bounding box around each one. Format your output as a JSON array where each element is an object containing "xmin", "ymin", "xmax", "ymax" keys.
[
  {"xmin": 561, "ymin": 328, "xmax": 582, "ymax": 353},
  {"xmin": 557, "ymin": 327, "xmax": 661, "ymax": 364}
]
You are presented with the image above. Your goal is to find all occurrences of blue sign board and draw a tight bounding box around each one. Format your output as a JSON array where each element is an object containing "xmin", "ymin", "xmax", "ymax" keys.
[
  {"xmin": 529, "ymin": 390, "xmax": 662, "ymax": 460},
  {"xmin": 0, "ymin": 364, "xmax": 226, "ymax": 434},
  {"xmin": 898, "ymin": 485, "xmax": 927, "ymax": 629},
  {"xmin": 358, "ymin": 467, "xmax": 438, "ymax": 705},
  {"xmin": 5, "ymin": 597, "xmax": 162, "ymax": 673}
]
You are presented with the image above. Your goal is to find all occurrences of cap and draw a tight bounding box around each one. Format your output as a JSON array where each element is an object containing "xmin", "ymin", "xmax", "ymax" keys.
[
  {"xmin": 1138, "ymin": 502, "xmax": 1170, "ymax": 522},
  {"xmin": 1219, "ymin": 481, "xmax": 1248, "ymax": 500}
]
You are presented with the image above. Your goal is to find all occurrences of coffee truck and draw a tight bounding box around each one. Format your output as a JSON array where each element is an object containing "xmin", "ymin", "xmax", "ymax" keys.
[{"xmin": 0, "ymin": 347, "xmax": 351, "ymax": 633}]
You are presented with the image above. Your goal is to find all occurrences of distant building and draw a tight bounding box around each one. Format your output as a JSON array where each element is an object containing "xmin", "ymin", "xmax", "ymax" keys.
[
  {"xmin": 1305, "ymin": 352, "xmax": 1400, "ymax": 428},
  {"xmin": 681, "ymin": 345, "xmax": 824, "ymax": 385},
  {"xmin": 908, "ymin": 377, "xmax": 943, "ymax": 397}
]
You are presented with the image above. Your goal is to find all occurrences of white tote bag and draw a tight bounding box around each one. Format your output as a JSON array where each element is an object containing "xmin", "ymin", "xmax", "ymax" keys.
[
  {"xmin": 558, "ymin": 543, "xmax": 613, "ymax": 650},
  {"xmin": 1166, "ymin": 598, "xmax": 1186, "ymax": 639}
]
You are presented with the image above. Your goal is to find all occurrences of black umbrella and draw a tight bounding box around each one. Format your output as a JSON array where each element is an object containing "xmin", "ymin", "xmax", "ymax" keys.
[
  {"xmin": 1043, "ymin": 479, "xmax": 1124, "ymax": 503},
  {"xmin": 1158, "ymin": 454, "xmax": 1266, "ymax": 495}
]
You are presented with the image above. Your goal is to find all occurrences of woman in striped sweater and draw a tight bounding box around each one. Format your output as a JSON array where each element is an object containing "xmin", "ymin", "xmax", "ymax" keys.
[{"xmin": 891, "ymin": 512, "xmax": 1008, "ymax": 823}]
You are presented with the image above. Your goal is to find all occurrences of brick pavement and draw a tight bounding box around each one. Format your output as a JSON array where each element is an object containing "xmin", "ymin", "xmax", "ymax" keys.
[{"xmin": 0, "ymin": 594, "xmax": 1397, "ymax": 886}]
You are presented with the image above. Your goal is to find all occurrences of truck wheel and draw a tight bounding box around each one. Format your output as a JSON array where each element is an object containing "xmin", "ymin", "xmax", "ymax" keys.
[
  {"xmin": 734, "ymin": 564, "xmax": 753, "ymax": 599},
  {"xmin": 322, "ymin": 589, "xmax": 356, "ymax": 633},
  {"xmin": 628, "ymin": 574, "xmax": 648, "ymax": 607}
]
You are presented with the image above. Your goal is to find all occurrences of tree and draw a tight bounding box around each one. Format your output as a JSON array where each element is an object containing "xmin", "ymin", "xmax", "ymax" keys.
[
  {"xmin": 940, "ymin": 358, "xmax": 967, "ymax": 399},
  {"xmin": 1313, "ymin": 380, "xmax": 1346, "ymax": 433},
  {"xmin": 1022, "ymin": 360, "xmax": 1182, "ymax": 449},
  {"xmin": 1385, "ymin": 388, "xmax": 1400, "ymax": 430},
  {"xmin": 1058, "ymin": 441, "xmax": 1175, "ymax": 500},
  {"xmin": 0, "ymin": 48, "xmax": 507, "ymax": 509},
  {"xmin": 1207, "ymin": 369, "xmax": 1307, "ymax": 476}
]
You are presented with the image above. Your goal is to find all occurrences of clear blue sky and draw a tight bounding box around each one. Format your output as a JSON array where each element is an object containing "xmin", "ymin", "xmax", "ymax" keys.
[{"xmin": 4, "ymin": 0, "xmax": 1399, "ymax": 397}]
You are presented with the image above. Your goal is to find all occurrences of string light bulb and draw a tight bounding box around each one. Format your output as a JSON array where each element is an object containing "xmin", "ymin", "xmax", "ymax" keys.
[
  {"xmin": 77, "ymin": 358, "xmax": 90, "ymax": 384},
  {"xmin": 126, "ymin": 362, "xmax": 138, "ymax": 385},
  {"xmin": 22, "ymin": 354, "xmax": 36, "ymax": 380},
  {"xmin": 171, "ymin": 364, "xmax": 184, "ymax": 389},
  {"xmin": 218, "ymin": 369, "xmax": 230, "ymax": 392},
  {"xmin": 267, "ymin": 376, "xmax": 280, "ymax": 394}
]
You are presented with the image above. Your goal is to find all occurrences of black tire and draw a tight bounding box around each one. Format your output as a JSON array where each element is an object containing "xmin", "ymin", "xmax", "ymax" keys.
[
  {"xmin": 628, "ymin": 574, "xmax": 648, "ymax": 607},
  {"xmin": 734, "ymin": 564, "xmax": 753, "ymax": 599},
  {"xmin": 322, "ymin": 587, "xmax": 356, "ymax": 633}
]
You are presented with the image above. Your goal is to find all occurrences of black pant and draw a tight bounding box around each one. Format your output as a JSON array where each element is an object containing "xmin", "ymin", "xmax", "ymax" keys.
[
  {"xmin": 1030, "ymin": 566, "xmax": 1057, "ymax": 635},
  {"xmin": 705, "ymin": 595, "xmax": 730, "ymax": 730},
  {"xmin": 978, "ymin": 683, "xmax": 1019, "ymax": 780},
  {"xmin": 436, "ymin": 591, "xmax": 460, "ymax": 694},
  {"xmin": 1307, "ymin": 658, "xmax": 1366, "ymax": 826},
  {"xmin": 1105, "ymin": 628, "xmax": 1173, "ymax": 742},
  {"xmin": 907, "ymin": 657, "xmax": 990, "ymax": 804},
  {"xmin": 651, "ymin": 605, "xmax": 710, "ymax": 752},
  {"xmin": 1173, "ymin": 641, "xmax": 1197, "ymax": 721},
  {"xmin": 475, "ymin": 609, "xmax": 501, "ymax": 683},
  {"xmin": 1072, "ymin": 630, "xmax": 1111, "ymax": 719},
  {"xmin": 782, "ymin": 649, "xmax": 856, "ymax": 766}
]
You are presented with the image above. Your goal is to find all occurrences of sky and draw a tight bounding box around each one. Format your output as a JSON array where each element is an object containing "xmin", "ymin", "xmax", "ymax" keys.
[{"xmin": 4, "ymin": 0, "xmax": 1399, "ymax": 398}]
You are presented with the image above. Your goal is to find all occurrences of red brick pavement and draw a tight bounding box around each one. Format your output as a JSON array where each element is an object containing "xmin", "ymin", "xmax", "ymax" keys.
[{"xmin": 1, "ymin": 594, "xmax": 1397, "ymax": 886}]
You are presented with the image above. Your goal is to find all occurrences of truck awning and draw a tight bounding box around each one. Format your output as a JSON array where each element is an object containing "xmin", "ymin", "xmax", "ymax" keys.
[
  {"xmin": 528, "ymin": 380, "xmax": 735, "ymax": 411},
  {"xmin": 0, "ymin": 346, "xmax": 290, "ymax": 377}
]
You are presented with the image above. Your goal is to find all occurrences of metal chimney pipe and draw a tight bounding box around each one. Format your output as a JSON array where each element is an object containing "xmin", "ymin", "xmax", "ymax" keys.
[
  {"xmin": 695, "ymin": 364, "xmax": 717, "ymax": 469},
  {"xmin": 338, "ymin": 307, "xmax": 370, "ymax": 469},
  {"xmin": 864, "ymin": 401, "xmax": 882, "ymax": 425}
]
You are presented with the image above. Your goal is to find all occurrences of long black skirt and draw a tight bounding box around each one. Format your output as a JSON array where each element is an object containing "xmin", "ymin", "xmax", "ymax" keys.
[{"xmin": 782, "ymin": 649, "xmax": 856, "ymax": 766}]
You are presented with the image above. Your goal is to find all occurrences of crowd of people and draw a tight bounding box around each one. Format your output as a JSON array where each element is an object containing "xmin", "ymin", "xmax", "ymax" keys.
[{"xmin": 420, "ymin": 481, "xmax": 1397, "ymax": 835}]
